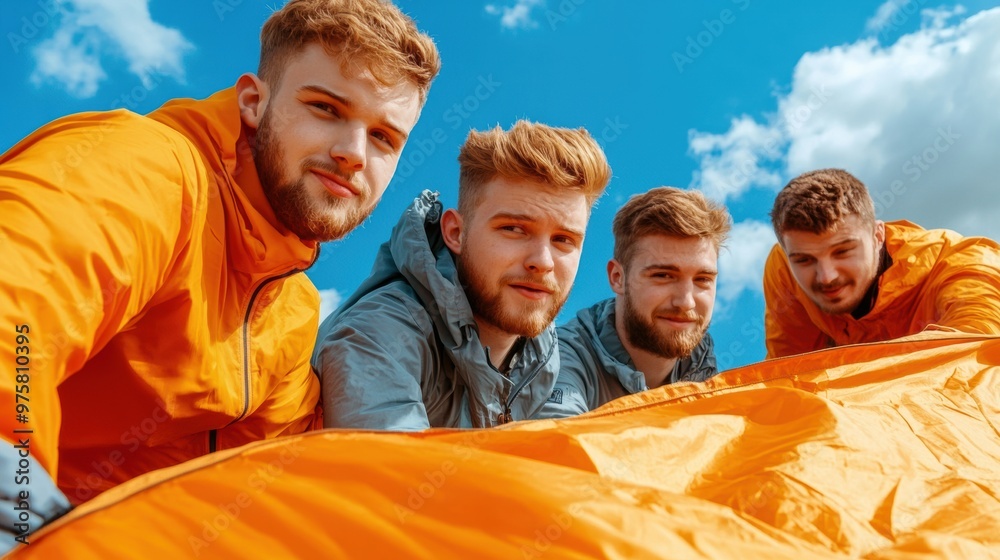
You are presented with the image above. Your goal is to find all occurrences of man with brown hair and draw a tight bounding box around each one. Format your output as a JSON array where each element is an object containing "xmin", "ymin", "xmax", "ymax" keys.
[
  {"xmin": 536, "ymin": 187, "xmax": 730, "ymax": 419},
  {"xmin": 313, "ymin": 120, "xmax": 612, "ymax": 429},
  {"xmin": 764, "ymin": 168, "xmax": 1000, "ymax": 358},
  {"xmin": 0, "ymin": 0, "xmax": 440, "ymax": 542}
]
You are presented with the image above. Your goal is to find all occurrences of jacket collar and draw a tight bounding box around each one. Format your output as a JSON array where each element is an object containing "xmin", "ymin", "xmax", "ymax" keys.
[
  {"xmin": 148, "ymin": 87, "xmax": 317, "ymax": 277},
  {"xmin": 579, "ymin": 298, "xmax": 649, "ymax": 393}
]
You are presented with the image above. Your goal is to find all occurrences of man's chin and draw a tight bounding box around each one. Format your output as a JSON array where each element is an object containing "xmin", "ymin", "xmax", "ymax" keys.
[{"xmin": 814, "ymin": 298, "xmax": 860, "ymax": 315}]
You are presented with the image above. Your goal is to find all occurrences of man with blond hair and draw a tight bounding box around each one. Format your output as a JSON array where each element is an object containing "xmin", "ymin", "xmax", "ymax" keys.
[
  {"xmin": 764, "ymin": 168, "xmax": 1000, "ymax": 358},
  {"xmin": 0, "ymin": 0, "xmax": 440, "ymax": 543},
  {"xmin": 313, "ymin": 120, "xmax": 612, "ymax": 429},
  {"xmin": 537, "ymin": 187, "xmax": 730, "ymax": 418}
]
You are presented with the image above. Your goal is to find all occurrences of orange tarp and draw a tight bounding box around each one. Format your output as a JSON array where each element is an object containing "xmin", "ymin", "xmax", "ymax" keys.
[{"xmin": 9, "ymin": 332, "xmax": 1000, "ymax": 559}]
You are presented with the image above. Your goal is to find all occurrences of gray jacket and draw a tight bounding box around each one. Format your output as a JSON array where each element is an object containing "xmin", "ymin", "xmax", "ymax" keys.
[
  {"xmin": 312, "ymin": 191, "xmax": 559, "ymax": 430},
  {"xmin": 536, "ymin": 297, "xmax": 717, "ymax": 418}
]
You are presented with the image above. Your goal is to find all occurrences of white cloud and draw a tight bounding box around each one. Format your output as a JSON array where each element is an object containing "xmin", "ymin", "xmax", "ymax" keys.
[
  {"xmin": 485, "ymin": 0, "xmax": 546, "ymax": 30},
  {"xmin": 920, "ymin": 5, "xmax": 967, "ymax": 29},
  {"xmin": 689, "ymin": 7, "xmax": 1000, "ymax": 242},
  {"xmin": 866, "ymin": 0, "xmax": 909, "ymax": 34},
  {"xmin": 318, "ymin": 289, "xmax": 343, "ymax": 324},
  {"xmin": 687, "ymin": 116, "xmax": 785, "ymax": 203},
  {"xmin": 717, "ymin": 220, "xmax": 775, "ymax": 304},
  {"xmin": 31, "ymin": 24, "xmax": 106, "ymax": 98},
  {"xmin": 30, "ymin": 0, "xmax": 193, "ymax": 98}
]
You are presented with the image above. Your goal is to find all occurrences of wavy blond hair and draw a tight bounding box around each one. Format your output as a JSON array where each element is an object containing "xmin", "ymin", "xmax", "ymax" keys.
[
  {"xmin": 457, "ymin": 120, "xmax": 612, "ymax": 216},
  {"xmin": 260, "ymin": 0, "xmax": 440, "ymax": 103}
]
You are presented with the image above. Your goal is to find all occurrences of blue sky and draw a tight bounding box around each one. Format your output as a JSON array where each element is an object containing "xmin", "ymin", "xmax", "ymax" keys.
[{"xmin": 4, "ymin": 0, "xmax": 1000, "ymax": 370}]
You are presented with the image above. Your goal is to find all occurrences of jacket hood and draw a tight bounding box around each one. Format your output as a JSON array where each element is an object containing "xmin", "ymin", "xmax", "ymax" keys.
[
  {"xmin": 335, "ymin": 190, "xmax": 558, "ymax": 427},
  {"xmin": 148, "ymin": 87, "xmax": 316, "ymax": 276}
]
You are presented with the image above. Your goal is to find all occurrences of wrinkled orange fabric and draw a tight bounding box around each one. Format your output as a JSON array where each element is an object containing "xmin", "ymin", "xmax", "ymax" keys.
[
  {"xmin": 13, "ymin": 333, "xmax": 1000, "ymax": 558},
  {"xmin": 0, "ymin": 89, "xmax": 321, "ymax": 505},
  {"xmin": 764, "ymin": 220, "xmax": 1000, "ymax": 358}
]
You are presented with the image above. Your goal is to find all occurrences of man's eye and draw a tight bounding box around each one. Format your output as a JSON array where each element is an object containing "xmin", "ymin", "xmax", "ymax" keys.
[
  {"xmin": 309, "ymin": 102, "xmax": 338, "ymax": 115},
  {"xmin": 371, "ymin": 130, "xmax": 394, "ymax": 147}
]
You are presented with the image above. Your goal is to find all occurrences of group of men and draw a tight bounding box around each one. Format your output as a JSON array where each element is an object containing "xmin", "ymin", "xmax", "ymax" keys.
[{"xmin": 3, "ymin": 0, "xmax": 1000, "ymax": 547}]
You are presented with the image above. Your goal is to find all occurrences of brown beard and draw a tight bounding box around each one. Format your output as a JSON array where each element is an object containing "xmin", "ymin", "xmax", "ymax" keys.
[
  {"xmin": 620, "ymin": 287, "xmax": 707, "ymax": 359},
  {"xmin": 455, "ymin": 253, "xmax": 567, "ymax": 339},
  {"xmin": 253, "ymin": 107, "xmax": 372, "ymax": 242}
]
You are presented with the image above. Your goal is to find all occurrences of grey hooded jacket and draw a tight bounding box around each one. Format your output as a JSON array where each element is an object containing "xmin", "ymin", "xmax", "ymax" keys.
[
  {"xmin": 535, "ymin": 297, "xmax": 717, "ymax": 419},
  {"xmin": 312, "ymin": 191, "xmax": 559, "ymax": 430}
]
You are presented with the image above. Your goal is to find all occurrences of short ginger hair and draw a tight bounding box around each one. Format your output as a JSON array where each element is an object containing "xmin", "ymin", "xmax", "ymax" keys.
[
  {"xmin": 456, "ymin": 120, "xmax": 612, "ymax": 217},
  {"xmin": 259, "ymin": 0, "xmax": 440, "ymax": 104},
  {"xmin": 613, "ymin": 187, "xmax": 732, "ymax": 268},
  {"xmin": 770, "ymin": 168, "xmax": 876, "ymax": 239}
]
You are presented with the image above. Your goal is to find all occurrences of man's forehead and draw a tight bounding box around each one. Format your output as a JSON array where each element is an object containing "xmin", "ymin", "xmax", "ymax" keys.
[{"xmin": 631, "ymin": 235, "xmax": 719, "ymax": 266}]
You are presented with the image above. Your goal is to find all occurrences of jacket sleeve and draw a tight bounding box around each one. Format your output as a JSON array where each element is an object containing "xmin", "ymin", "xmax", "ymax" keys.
[
  {"xmin": 929, "ymin": 255, "xmax": 1000, "ymax": 335},
  {"xmin": 312, "ymin": 290, "xmax": 433, "ymax": 431},
  {"xmin": 763, "ymin": 244, "xmax": 831, "ymax": 359},
  {"xmin": 1, "ymin": 112, "xmax": 197, "ymax": 477},
  {"xmin": 532, "ymin": 337, "xmax": 592, "ymax": 419}
]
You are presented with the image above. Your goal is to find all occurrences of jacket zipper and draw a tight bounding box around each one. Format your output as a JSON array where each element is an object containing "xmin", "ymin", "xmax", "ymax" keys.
[
  {"xmin": 209, "ymin": 247, "xmax": 320, "ymax": 452},
  {"xmin": 498, "ymin": 338, "xmax": 556, "ymax": 424}
]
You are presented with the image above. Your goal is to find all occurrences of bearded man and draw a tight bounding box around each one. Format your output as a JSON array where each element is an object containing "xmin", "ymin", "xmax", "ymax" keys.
[
  {"xmin": 0, "ymin": 0, "xmax": 440, "ymax": 545},
  {"xmin": 536, "ymin": 187, "xmax": 730, "ymax": 419},
  {"xmin": 764, "ymin": 168, "xmax": 1000, "ymax": 358},
  {"xmin": 313, "ymin": 120, "xmax": 611, "ymax": 429}
]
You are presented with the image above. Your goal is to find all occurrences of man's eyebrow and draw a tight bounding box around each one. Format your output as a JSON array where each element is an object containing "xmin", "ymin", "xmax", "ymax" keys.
[
  {"xmin": 788, "ymin": 237, "xmax": 859, "ymax": 259},
  {"xmin": 830, "ymin": 238, "xmax": 859, "ymax": 248},
  {"xmin": 642, "ymin": 264, "xmax": 718, "ymax": 275},
  {"xmin": 489, "ymin": 212, "xmax": 586, "ymax": 238},
  {"xmin": 298, "ymin": 84, "xmax": 409, "ymax": 143}
]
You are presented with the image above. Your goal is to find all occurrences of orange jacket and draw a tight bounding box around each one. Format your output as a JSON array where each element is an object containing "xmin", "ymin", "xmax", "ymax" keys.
[
  {"xmin": 0, "ymin": 88, "xmax": 321, "ymax": 504},
  {"xmin": 764, "ymin": 220, "xmax": 1000, "ymax": 358}
]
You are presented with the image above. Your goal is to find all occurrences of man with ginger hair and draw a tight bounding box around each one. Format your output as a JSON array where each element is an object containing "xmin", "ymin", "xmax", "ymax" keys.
[
  {"xmin": 536, "ymin": 187, "xmax": 729, "ymax": 419},
  {"xmin": 764, "ymin": 168, "xmax": 1000, "ymax": 358},
  {"xmin": 313, "ymin": 120, "xmax": 612, "ymax": 429},
  {"xmin": 0, "ymin": 0, "xmax": 440, "ymax": 541}
]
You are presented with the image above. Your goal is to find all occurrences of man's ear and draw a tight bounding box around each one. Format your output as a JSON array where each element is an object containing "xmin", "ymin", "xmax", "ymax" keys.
[
  {"xmin": 236, "ymin": 73, "xmax": 269, "ymax": 130},
  {"xmin": 874, "ymin": 219, "xmax": 886, "ymax": 247},
  {"xmin": 607, "ymin": 259, "xmax": 626, "ymax": 295},
  {"xmin": 441, "ymin": 208, "xmax": 464, "ymax": 255}
]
